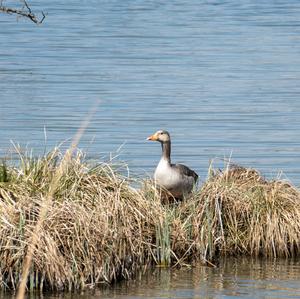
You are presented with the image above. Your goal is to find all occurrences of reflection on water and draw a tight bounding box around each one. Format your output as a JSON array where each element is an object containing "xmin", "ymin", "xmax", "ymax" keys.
[
  {"xmin": 98, "ymin": 258, "xmax": 300, "ymax": 299},
  {"xmin": 2, "ymin": 258, "xmax": 298, "ymax": 299}
]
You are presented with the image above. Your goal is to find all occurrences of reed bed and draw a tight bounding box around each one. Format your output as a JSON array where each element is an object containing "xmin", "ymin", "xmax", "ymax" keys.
[
  {"xmin": 0, "ymin": 148, "xmax": 164, "ymax": 291},
  {"xmin": 174, "ymin": 166, "xmax": 300, "ymax": 263},
  {"xmin": 0, "ymin": 148, "xmax": 299, "ymax": 291}
]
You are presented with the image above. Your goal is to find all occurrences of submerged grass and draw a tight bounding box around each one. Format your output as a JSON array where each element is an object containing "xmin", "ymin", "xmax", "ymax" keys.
[{"xmin": 0, "ymin": 148, "xmax": 299, "ymax": 291}]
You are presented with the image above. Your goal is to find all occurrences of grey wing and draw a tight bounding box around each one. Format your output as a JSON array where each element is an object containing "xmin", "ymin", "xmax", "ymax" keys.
[{"xmin": 172, "ymin": 163, "xmax": 198, "ymax": 183}]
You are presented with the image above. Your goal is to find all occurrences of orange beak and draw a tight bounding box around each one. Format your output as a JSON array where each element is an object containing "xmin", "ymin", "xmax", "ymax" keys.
[{"xmin": 147, "ymin": 133, "xmax": 158, "ymax": 141}]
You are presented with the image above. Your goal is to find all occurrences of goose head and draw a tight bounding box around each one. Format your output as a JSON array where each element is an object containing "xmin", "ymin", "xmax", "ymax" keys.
[{"xmin": 147, "ymin": 130, "xmax": 170, "ymax": 143}]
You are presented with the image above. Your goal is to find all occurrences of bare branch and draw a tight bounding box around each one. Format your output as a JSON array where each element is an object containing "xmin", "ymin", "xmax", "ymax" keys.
[{"xmin": 0, "ymin": 0, "xmax": 46, "ymax": 24}]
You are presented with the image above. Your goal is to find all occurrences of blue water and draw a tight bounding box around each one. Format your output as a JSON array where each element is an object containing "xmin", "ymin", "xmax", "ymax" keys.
[{"xmin": 1, "ymin": 1, "xmax": 300, "ymax": 186}]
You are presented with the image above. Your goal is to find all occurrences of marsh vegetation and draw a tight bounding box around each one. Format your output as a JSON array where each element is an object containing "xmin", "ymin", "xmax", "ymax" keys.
[{"xmin": 0, "ymin": 147, "xmax": 299, "ymax": 292}]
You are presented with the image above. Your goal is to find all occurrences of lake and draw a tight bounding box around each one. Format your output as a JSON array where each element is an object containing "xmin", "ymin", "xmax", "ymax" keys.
[
  {"xmin": 1, "ymin": 0, "xmax": 300, "ymax": 297},
  {"xmin": 77, "ymin": 258, "xmax": 300, "ymax": 299},
  {"xmin": 1, "ymin": 258, "xmax": 300, "ymax": 299},
  {"xmin": 1, "ymin": 0, "xmax": 300, "ymax": 184}
]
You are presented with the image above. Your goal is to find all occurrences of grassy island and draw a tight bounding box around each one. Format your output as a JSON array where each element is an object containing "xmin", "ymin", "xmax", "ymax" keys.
[{"xmin": 0, "ymin": 147, "xmax": 299, "ymax": 292}]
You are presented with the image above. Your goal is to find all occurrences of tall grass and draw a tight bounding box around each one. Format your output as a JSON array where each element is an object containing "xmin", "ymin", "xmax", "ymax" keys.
[
  {"xmin": 0, "ymin": 148, "xmax": 165, "ymax": 291},
  {"xmin": 175, "ymin": 166, "xmax": 300, "ymax": 261},
  {"xmin": 0, "ymin": 149, "xmax": 299, "ymax": 292}
]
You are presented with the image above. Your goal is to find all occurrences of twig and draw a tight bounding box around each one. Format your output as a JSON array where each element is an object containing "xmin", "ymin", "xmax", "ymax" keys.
[{"xmin": 0, "ymin": 0, "xmax": 45, "ymax": 24}]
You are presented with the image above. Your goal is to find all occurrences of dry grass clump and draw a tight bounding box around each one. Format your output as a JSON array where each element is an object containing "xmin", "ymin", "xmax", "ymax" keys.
[
  {"xmin": 176, "ymin": 165, "xmax": 300, "ymax": 262},
  {"xmin": 0, "ymin": 149, "xmax": 300, "ymax": 292},
  {"xmin": 0, "ymin": 148, "xmax": 164, "ymax": 291}
]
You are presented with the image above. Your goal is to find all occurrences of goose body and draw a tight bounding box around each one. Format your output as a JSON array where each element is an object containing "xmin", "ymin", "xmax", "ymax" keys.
[{"xmin": 147, "ymin": 130, "xmax": 198, "ymax": 199}]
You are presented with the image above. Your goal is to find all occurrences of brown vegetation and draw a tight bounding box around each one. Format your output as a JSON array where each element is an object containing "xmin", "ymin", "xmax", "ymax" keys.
[{"xmin": 0, "ymin": 149, "xmax": 299, "ymax": 291}]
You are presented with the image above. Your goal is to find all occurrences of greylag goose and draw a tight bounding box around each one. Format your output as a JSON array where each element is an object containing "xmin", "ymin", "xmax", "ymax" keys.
[{"xmin": 147, "ymin": 130, "xmax": 198, "ymax": 200}]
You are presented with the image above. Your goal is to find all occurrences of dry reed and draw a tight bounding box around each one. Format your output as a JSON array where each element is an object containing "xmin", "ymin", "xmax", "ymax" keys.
[
  {"xmin": 0, "ymin": 151, "xmax": 299, "ymax": 292},
  {"xmin": 174, "ymin": 165, "xmax": 300, "ymax": 262},
  {"xmin": 0, "ymin": 149, "xmax": 163, "ymax": 291}
]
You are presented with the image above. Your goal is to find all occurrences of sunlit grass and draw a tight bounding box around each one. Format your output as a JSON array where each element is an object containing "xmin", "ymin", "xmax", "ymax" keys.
[
  {"xmin": 181, "ymin": 166, "xmax": 300, "ymax": 259},
  {"xmin": 0, "ymin": 148, "xmax": 299, "ymax": 291}
]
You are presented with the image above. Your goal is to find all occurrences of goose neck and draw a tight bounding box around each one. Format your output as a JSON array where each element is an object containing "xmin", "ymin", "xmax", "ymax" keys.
[{"xmin": 161, "ymin": 141, "xmax": 171, "ymax": 163}]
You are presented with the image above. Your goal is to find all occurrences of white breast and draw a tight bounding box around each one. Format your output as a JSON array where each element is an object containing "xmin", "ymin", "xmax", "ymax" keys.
[
  {"xmin": 154, "ymin": 157, "xmax": 196, "ymax": 198},
  {"xmin": 154, "ymin": 158, "xmax": 181, "ymax": 190}
]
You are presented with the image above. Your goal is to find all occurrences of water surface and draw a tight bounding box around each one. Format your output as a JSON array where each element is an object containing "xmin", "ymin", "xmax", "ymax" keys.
[
  {"xmin": 2, "ymin": 258, "xmax": 299, "ymax": 299},
  {"xmin": 1, "ymin": 1, "xmax": 300, "ymax": 183},
  {"xmin": 99, "ymin": 258, "xmax": 300, "ymax": 299}
]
